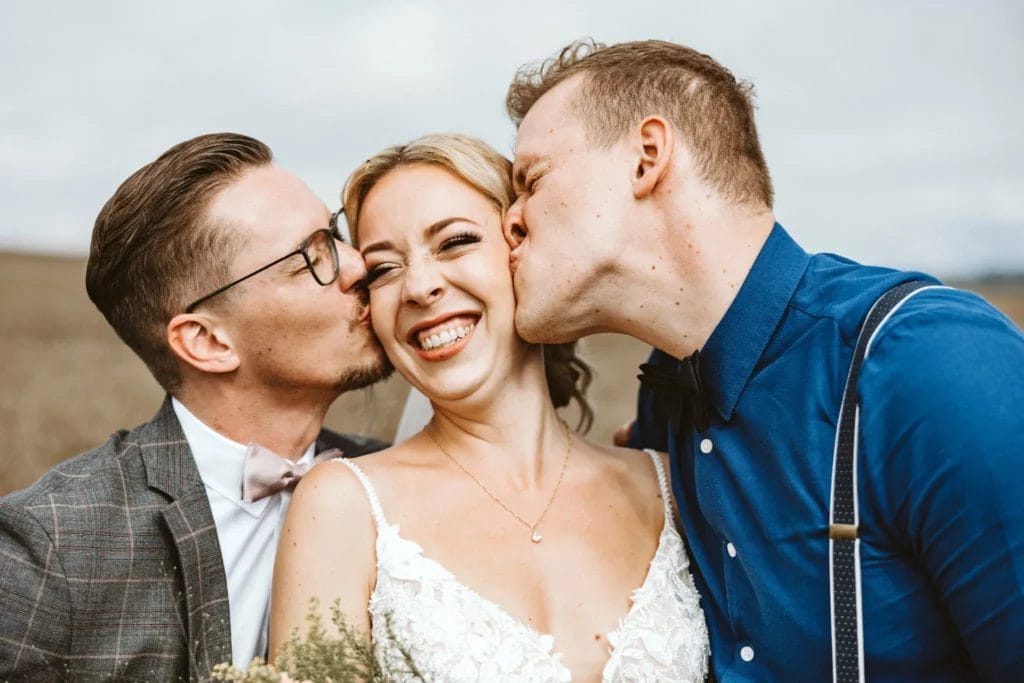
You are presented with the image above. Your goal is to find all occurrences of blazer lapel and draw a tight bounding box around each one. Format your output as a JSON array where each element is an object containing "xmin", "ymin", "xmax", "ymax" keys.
[
  {"xmin": 142, "ymin": 399, "xmax": 232, "ymax": 681},
  {"xmin": 160, "ymin": 490, "xmax": 232, "ymax": 680}
]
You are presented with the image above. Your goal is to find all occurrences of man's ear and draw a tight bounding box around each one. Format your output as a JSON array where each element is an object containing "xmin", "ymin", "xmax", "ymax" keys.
[
  {"xmin": 632, "ymin": 116, "xmax": 674, "ymax": 199},
  {"xmin": 166, "ymin": 313, "xmax": 240, "ymax": 375}
]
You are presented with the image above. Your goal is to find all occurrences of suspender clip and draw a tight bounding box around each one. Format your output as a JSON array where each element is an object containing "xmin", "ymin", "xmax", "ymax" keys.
[{"xmin": 829, "ymin": 523, "xmax": 858, "ymax": 540}]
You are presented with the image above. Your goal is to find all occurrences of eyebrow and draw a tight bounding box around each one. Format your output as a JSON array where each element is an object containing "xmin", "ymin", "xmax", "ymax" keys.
[
  {"xmin": 512, "ymin": 162, "xmax": 531, "ymax": 193},
  {"xmin": 512, "ymin": 155, "xmax": 544, "ymax": 193},
  {"xmin": 360, "ymin": 216, "xmax": 479, "ymax": 256}
]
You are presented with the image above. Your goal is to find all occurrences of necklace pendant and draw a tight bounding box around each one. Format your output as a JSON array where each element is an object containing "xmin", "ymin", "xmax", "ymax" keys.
[{"xmin": 531, "ymin": 529, "xmax": 543, "ymax": 543}]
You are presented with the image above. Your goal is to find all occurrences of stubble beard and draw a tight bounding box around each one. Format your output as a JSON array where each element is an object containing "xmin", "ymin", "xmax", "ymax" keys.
[
  {"xmin": 334, "ymin": 333, "xmax": 394, "ymax": 393},
  {"xmin": 330, "ymin": 297, "xmax": 393, "ymax": 392}
]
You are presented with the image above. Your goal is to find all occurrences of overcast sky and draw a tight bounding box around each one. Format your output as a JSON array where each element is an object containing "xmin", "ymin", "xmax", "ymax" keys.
[{"xmin": 1, "ymin": 0, "xmax": 1021, "ymax": 276}]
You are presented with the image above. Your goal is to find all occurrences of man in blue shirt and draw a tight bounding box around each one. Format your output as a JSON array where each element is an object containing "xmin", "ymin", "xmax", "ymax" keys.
[{"xmin": 503, "ymin": 38, "xmax": 1024, "ymax": 680}]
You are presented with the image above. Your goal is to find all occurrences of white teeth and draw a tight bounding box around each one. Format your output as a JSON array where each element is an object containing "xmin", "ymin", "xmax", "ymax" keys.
[{"xmin": 419, "ymin": 322, "xmax": 475, "ymax": 350}]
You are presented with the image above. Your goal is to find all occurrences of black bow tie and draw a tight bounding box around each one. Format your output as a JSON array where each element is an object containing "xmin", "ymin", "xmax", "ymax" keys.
[{"xmin": 637, "ymin": 350, "xmax": 711, "ymax": 435}]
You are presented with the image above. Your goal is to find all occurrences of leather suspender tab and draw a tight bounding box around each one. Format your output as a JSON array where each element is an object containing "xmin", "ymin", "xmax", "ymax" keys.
[{"xmin": 829, "ymin": 523, "xmax": 858, "ymax": 540}]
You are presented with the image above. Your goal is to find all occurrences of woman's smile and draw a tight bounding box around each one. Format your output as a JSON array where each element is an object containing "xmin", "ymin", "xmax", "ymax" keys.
[{"xmin": 406, "ymin": 312, "xmax": 480, "ymax": 361}]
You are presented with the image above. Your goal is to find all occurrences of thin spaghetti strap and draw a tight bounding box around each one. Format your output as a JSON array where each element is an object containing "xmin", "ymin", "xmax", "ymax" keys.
[
  {"xmin": 332, "ymin": 459, "xmax": 389, "ymax": 529},
  {"xmin": 644, "ymin": 448, "xmax": 674, "ymax": 521}
]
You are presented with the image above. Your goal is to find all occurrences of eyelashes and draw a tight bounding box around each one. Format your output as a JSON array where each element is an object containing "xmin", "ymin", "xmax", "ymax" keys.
[
  {"xmin": 440, "ymin": 231, "xmax": 482, "ymax": 250},
  {"xmin": 363, "ymin": 264, "xmax": 391, "ymax": 286},
  {"xmin": 362, "ymin": 230, "xmax": 483, "ymax": 287}
]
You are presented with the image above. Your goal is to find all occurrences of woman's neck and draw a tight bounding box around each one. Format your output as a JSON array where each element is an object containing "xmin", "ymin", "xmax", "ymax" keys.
[{"xmin": 424, "ymin": 346, "xmax": 573, "ymax": 488}]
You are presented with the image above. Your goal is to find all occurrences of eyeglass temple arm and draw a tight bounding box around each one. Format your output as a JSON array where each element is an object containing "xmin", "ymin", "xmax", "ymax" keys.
[{"xmin": 184, "ymin": 251, "xmax": 299, "ymax": 313}]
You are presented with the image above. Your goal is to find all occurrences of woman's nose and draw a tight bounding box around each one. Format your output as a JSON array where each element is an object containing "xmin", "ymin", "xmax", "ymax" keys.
[{"xmin": 402, "ymin": 259, "xmax": 445, "ymax": 306}]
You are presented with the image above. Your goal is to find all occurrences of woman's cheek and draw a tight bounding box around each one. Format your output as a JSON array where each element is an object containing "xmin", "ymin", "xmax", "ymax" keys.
[{"xmin": 368, "ymin": 290, "xmax": 395, "ymax": 343}]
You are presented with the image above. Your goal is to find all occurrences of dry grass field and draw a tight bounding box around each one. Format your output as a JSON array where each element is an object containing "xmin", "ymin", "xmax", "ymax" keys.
[{"xmin": 2, "ymin": 250, "xmax": 1022, "ymax": 496}]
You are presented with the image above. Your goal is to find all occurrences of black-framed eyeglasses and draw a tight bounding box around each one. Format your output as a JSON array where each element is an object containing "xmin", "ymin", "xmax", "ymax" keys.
[{"xmin": 184, "ymin": 209, "xmax": 347, "ymax": 313}]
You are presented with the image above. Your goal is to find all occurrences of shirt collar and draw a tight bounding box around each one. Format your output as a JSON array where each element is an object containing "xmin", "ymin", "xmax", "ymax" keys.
[
  {"xmin": 171, "ymin": 397, "xmax": 316, "ymax": 516},
  {"xmin": 699, "ymin": 223, "xmax": 810, "ymax": 421}
]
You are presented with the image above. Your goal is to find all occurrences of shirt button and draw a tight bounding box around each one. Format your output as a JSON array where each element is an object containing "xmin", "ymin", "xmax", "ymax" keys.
[
  {"xmin": 740, "ymin": 645, "xmax": 755, "ymax": 662},
  {"xmin": 726, "ymin": 542, "xmax": 737, "ymax": 558},
  {"xmin": 699, "ymin": 438, "xmax": 713, "ymax": 454}
]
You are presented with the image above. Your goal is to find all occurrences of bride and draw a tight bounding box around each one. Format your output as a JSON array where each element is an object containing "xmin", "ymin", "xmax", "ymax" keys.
[{"xmin": 270, "ymin": 133, "xmax": 708, "ymax": 681}]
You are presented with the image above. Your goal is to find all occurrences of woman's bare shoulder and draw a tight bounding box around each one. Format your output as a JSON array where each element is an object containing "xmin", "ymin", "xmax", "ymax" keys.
[
  {"xmin": 273, "ymin": 454, "xmax": 381, "ymax": 651},
  {"xmin": 281, "ymin": 458, "xmax": 380, "ymax": 546},
  {"xmin": 304, "ymin": 437, "xmax": 443, "ymax": 505},
  {"xmin": 574, "ymin": 439, "xmax": 668, "ymax": 507},
  {"xmin": 577, "ymin": 439, "xmax": 664, "ymax": 474}
]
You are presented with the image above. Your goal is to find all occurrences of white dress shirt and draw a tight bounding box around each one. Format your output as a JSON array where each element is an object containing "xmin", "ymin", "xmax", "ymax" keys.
[{"xmin": 171, "ymin": 398, "xmax": 315, "ymax": 669}]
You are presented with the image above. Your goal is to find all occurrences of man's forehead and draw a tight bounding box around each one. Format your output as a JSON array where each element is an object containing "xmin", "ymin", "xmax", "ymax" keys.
[
  {"xmin": 211, "ymin": 166, "xmax": 327, "ymax": 245},
  {"xmin": 213, "ymin": 165, "xmax": 320, "ymax": 214},
  {"xmin": 514, "ymin": 76, "xmax": 586, "ymax": 157}
]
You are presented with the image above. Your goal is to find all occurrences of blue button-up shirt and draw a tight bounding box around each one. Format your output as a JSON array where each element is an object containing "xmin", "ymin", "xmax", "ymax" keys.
[{"xmin": 632, "ymin": 224, "xmax": 1024, "ymax": 681}]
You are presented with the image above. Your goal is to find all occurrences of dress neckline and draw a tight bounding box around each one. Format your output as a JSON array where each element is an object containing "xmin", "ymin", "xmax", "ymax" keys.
[
  {"xmin": 376, "ymin": 514, "xmax": 676, "ymax": 678},
  {"xmin": 335, "ymin": 450, "xmax": 680, "ymax": 681}
]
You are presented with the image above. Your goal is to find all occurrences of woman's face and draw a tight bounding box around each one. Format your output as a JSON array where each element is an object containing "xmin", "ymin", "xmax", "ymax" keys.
[{"xmin": 356, "ymin": 163, "xmax": 526, "ymax": 402}]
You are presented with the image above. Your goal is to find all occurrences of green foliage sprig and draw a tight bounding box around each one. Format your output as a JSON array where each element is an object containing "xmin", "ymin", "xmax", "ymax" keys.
[{"xmin": 212, "ymin": 598, "xmax": 426, "ymax": 682}]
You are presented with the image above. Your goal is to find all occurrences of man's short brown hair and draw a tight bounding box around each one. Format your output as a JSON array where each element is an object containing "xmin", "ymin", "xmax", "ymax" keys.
[
  {"xmin": 506, "ymin": 38, "xmax": 773, "ymax": 208},
  {"xmin": 86, "ymin": 133, "xmax": 272, "ymax": 392}
]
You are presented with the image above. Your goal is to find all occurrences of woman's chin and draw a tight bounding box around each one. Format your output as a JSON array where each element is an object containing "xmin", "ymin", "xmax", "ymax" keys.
[
  {"xmin": 402, "ymin": 362, "xmax": 499, "ymax": 407},
  {"xmin": 385, "ymin": 331, "xmax": 523, "ymax": 406}
]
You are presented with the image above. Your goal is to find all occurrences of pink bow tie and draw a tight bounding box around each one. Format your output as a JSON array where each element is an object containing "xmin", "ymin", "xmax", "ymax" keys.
[{"xmin": 241, "ymin": 443, "xmax": 343, "ymax": 503}]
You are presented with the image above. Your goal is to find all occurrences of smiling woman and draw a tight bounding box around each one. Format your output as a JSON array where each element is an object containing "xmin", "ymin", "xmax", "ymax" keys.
[
  {"xmin": 356, "ymin": 163, "xmax": 530, "ymax": 402},
  {"xmin": 343, "ymin": 133, "xmax": 593, "ymax": 422},
  {"xmin": 268, "ymin": 133, "xmax": 710, "ymax": 682}
]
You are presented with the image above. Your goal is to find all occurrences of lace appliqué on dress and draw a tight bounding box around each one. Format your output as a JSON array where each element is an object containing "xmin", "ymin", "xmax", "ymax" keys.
[
  {"xmin": 335, "ymin": 451, "xmax": 709, "ymax": 682},
  {"xmin": 601, "ymin": 512, "xmax": 710, "ymax": 682}
]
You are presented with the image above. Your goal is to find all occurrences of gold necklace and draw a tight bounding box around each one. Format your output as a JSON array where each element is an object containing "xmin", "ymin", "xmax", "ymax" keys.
[{"xmin": 425, "ymin": 421, "xmax": 571, "ymax": 544}]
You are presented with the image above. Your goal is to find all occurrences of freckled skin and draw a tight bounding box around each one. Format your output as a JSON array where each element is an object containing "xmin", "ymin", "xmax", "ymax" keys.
[{"xmin": 509, "ymin": 64, "xmax": 775, "ymax": 362}]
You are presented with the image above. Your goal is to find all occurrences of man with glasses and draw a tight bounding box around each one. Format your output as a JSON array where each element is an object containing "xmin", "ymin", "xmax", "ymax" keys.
[{"xmin": 0, "ymin": 133, "xmax": 392, "ymax": 681}]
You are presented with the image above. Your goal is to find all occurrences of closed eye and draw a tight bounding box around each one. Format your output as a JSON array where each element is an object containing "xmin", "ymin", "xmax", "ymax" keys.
[
  {"xmin": 364, "ymin": 263, "xmax": 399, "ymax": 287},
  {"xmin": 439, "ymin": 231, "xmax": 482, "ymax": 251},
  {"xmin": 522, "ymin": 166, "xmax": 547, "ymax": 195}
]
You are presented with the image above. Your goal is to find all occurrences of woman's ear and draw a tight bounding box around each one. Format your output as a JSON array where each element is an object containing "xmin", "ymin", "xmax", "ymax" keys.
[
  {"xmin": 632, "ymin": 116, "xmax": 674, "ymax": 199},
  {"xmin": 166, "ymin": 313, "xmax": 240, "ymax": 375}
]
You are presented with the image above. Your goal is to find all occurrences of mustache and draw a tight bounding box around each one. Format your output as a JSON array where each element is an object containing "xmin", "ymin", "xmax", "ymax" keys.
[
  {"xmin": 353, "ymin": 280, "xmax": 370, "ymax": 307},
  {"xmin": 349, "ymin": 282, "xmax": 372, "ymax": 332}
]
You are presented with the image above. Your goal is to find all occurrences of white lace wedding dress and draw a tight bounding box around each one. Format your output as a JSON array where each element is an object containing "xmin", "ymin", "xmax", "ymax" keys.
[{"xmin": 335, "ymin": 450, "xmax": 709, "ymax": 682}]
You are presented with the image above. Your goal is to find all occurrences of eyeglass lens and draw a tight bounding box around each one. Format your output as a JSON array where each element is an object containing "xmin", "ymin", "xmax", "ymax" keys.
[{"xmin": 307, "ymin": 229, "xmax": 340, "ymax": 285}]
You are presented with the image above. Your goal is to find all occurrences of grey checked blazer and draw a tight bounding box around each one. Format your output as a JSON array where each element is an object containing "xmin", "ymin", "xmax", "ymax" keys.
[{"xmin": 0, "ymin": 398, "xmax": 385, "ymax": 682}]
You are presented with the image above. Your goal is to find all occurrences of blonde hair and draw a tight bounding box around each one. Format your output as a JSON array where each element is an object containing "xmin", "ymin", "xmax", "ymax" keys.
[
  {"xmin": 341, "ymin": 133, "xmax": 594, "ymax": 431},
  {"xmin": 343, "ymin": 134, "xmax": 514, "ymax": 244}
]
